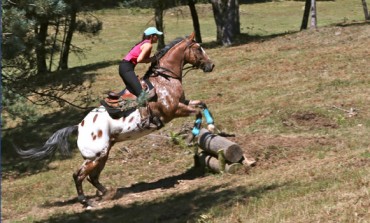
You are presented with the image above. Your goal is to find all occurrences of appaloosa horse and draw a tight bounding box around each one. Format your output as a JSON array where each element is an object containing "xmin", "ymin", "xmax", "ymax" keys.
[{"xmin": 16, "ymin": 32, "xmax": 215, "ymax": 207}]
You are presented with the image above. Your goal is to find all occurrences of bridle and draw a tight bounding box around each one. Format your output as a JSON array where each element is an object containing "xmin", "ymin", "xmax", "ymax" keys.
[{"xmin": 151, "ymin": 39, "xmax": 202, "ymax": 80}]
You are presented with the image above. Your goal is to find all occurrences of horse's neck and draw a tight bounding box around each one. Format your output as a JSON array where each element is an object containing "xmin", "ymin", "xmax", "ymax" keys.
[
  {"xmin": 159, "ymin": 44, "xmax": 186, "ymax": 78},
  {"xmin": 159, "ymin": 60, "xmax": 184, "ymax": 78}
]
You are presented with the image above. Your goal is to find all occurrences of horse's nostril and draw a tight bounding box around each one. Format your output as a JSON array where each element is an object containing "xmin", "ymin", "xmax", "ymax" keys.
[{"xmin": 203, "ymin": 63, "xmax": 215, "ymax": 72}]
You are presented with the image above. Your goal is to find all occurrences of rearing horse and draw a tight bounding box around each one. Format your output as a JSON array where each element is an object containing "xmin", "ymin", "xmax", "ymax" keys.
[{"xmin": 16, "ymin": 32, "xmax": 215, "ymax": 207}]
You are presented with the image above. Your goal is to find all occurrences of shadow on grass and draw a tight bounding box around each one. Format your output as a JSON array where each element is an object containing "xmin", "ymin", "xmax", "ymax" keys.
[
  {"xmin": 113, "ymin": 167, "xmax": 205, "ymax": 198},
  {"xmin": 1, "ymin": 106, "xmax": 85, "ymax": 179},
  {"xmin": 2, "ymin": 60, "xmax": 120, "ymax": 176},
  {"xmin": 37, "ymin": 172, "xmax": 283, "ymax": 223},
  {"xmin": 41, "ymin": 167, "xmax": 205, "ymax": 208}
]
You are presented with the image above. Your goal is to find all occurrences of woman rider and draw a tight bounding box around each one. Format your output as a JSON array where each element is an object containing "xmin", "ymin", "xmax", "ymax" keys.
[{"xmin": 119, "ymin": 27, "xmax": 163, "ymax": 106}]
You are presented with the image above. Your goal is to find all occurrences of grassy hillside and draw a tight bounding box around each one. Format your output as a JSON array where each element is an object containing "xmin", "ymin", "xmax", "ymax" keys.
[{"xmin": 2, "ymin": 1, "xmax": 369, "ymax": 222}]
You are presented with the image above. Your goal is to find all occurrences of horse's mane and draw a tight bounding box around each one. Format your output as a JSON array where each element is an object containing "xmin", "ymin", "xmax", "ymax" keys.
[
  {"xmin": 144, "ymin": 37, "xmax": 185, "ymax": 77},
  {"xmin": 154, "ymin": 37, "xmax": 184, "ymax": 60}
]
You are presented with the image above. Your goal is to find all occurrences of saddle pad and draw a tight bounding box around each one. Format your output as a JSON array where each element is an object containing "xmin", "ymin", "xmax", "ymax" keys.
[{"xmin": 100, "ymin": 99, "xmax": 136, "ymax": 119}]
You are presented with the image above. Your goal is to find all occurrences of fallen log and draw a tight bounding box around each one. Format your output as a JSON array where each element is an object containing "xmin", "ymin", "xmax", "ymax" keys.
[
  {"xmin": 198, "ymin": 152, "xmax": 243, "ymax": 174},
  {"xmin": 197, "ymin": 128, "xmax": 244, "ymax": 163}
]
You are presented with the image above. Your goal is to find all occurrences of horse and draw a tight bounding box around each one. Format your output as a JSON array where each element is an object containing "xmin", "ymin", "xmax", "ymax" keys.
[{"xmin": 16, "ymin": 32, "xmax": 216, "ymax": 207}]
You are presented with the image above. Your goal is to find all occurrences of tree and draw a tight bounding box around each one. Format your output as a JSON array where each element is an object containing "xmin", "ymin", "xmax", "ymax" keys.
[
  {"xmin": 188, "ymin": 0, "xmax": 202, "ymax": 43},
  {"xmin": 121, "ymin": 0, "xmax": 203, "ymax": 48},
  {"xmin": 3, "ymin": 0, "xmax": 102, "ymax": 73},
  {"xmin": 2, "ymin": 5, "xmax": 42, "ymax": 125},
  {"xmin": 300, "ymin": 0, "xmax": 317, "ymax": 30},
  {"xmin": 310, "ymin": 0, "xmax": 317, "ymax": 29},
  {"xmin": 2, "ymin": 0, "xmax": 102, "ymax": 127},
  {"xmin": 32, "ymin": 0, "xmax": 68, "ymax": 73},
  {"xmin": 362, "ymin": 0, "xmax": 370, "ymax": 20},
  {"xmin": 154, "ymin": 1, "xmax": 166, "ymax": 50},
  {"xmin": 58, "ymin": 1, "xmax": 102, "ymax": 70},
  {"xmin": 152, "ymin": 0, "xmax": 203, "ymax": 49},
  {"xmin": 209, "ymin": 0, "xmax": 240, "ymax": 46},
  {"xmin": 300, "ymin": 0, "xmax": 311, "ymax": 30},
  {"xmin": 58, "ymin": 1, "xmax": 79, "ymax": 70}
]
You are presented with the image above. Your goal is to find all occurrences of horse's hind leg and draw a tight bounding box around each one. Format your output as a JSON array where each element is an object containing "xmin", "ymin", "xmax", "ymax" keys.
[
  {"xmin": 87, "ymin": 152, "xmax": 109, "ymax": 197},
  {"xmin": 73, "ymin": 159, "xmax": 96, "ymax": 206},
  {"xmin": 73, "ymin": 151, "xmax": 110, "ymax": 207}
]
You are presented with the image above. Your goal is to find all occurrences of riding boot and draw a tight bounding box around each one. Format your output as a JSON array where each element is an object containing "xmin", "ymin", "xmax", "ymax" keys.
[
  {"xmin": 137, "ymin": 88, "xmax": 159, "ymax": 129},
  {"xmin": 136, "ymin": 89, "xmax": 156, "ymax": 107}
]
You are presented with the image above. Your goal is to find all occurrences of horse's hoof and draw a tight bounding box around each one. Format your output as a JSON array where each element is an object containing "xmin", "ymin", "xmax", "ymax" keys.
[
  {"xmin": 78, "ymin": 195, "xmax": 95, "ymax": 208},
  {"xmin": 185, "ymin": 134, "xmax": 195, "ymax": 146},
  {"xmin": 83, "ymin": 200, "xmax": 95, "ymax": 209},
  {"xmin": 96, "ymin": 189, "xmax": 108, "ymax": 197},
  {"xmin": 101, "ymin": 188, "xmax": 116, "ymax": 201}
]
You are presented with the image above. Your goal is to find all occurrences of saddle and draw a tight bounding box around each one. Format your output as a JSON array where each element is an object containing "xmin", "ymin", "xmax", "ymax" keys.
[{"xmin": 100, "ymin": 79, "xmax": 162, "ymax": 129}]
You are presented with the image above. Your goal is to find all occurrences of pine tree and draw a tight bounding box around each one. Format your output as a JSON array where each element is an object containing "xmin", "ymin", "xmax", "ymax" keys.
[{"xmin": 2, "ymin": 0, "xmax": 102, "ymax": 127}]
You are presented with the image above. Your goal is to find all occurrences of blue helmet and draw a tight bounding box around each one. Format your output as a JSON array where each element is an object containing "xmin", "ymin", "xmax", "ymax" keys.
[{"xmin": 144, "ymin": 27, "xmax": 163, "ymax": 36}]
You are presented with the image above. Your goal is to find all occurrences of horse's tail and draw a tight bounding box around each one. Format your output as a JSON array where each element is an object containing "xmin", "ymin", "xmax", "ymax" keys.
[{"xmin": 15, "ymin": 125, "xmax": 78, "ymax": 160}]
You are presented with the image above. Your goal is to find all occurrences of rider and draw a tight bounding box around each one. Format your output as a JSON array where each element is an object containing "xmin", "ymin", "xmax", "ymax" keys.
[{"xmin": 118, "ymin": 27, "xmax": 163, "ymax": 106}]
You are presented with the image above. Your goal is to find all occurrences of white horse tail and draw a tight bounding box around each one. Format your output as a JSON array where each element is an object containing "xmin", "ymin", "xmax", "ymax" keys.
[{"xmin": 15, "ymin": 125, "xmax": 78, "ymax": 160}]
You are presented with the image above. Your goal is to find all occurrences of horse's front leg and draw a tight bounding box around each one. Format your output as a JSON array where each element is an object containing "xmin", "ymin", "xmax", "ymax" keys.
[
  {"xmin": 175, "ymin": 100, "xmax": 216, "ymax": 144},
  {"xmin": 187, "ymin": 100, "xmax": 215, "ymax": 133}
]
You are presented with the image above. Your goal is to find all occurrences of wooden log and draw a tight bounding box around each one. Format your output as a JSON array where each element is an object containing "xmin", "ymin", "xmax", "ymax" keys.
[
  {"xmin": 197, "ymin": 128, "xmax": 243, "ymax": 163},
  {"xmin": 198, "ymin": 152, "xmax": 243, "ymax": 174}
]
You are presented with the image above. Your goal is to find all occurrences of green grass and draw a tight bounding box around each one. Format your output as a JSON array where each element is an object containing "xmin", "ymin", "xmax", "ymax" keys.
[{"xmin": 2, "ymin": 1, "xmax": 370, "ymax": 222}]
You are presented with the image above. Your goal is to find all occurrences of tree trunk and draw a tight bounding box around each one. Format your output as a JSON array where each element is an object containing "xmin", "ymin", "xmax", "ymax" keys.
[
  {"xmin": 362, "ymin": 0, "xmax": 370, "ymax": 20},
  {"xmin": 155, "ymin": 7, "xmax": 165, "ymax": 50},
  {"xmin": 35, "ymin": 20, "xmax": 49, "ymax": 74},
  {"xmin": 210, "ymin": 0, "xmax": 240, "ymax": 46},
  {"xmin": 310, "ymin": 0, "xmax": 317, "ymax": 29},
  {"xmin": 300, "ymin": 0, "xmax": 311, "ymax": 30},
  {"xmin": 59, "ymin": 9, "xmax": 77, "ymax": 70},
  {"xmin": 188, "ymin": 0, "xmax": 202, "ymax": 43},
  {"xmin": 49, "ymin": 17, "xmax": 61, "ymax": 72}
]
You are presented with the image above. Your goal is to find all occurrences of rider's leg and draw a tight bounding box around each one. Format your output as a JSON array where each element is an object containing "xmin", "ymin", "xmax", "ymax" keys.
[
  {"xmin": 119, "ymin": 61, "xmax": 158, "ymax": 128},
  {"xmin": 119, "ymin": 61, "xmax": 155, "ymax": 106},
  {"xmin": 119, "ymin": 61, "xmax": 143, "ymax": 97}
]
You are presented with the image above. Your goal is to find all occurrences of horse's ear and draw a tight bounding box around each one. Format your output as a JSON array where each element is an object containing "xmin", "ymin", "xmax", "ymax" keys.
[{"xmin": 188, "ymin": 32, "xmax": 195, "ymax": 41}]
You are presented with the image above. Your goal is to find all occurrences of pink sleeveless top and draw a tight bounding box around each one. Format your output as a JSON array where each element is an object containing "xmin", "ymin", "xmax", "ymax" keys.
[{"xmin": 123, "ymin": 39, "xmax": 151, "ymax": 65}]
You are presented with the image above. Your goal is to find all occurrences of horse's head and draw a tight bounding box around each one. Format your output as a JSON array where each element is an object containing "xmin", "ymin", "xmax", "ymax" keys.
[
  {"xmin": 150, "ymin": 33, "xmax": 215, "ymax": 79},
  {"xmin": 184, "ymin": 32, "xmax": 215, "ymax": 72}
]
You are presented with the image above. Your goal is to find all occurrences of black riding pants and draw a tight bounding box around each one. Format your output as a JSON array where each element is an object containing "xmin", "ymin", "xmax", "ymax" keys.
[{"xmin": 118, "ymin": 60, "xmax": 143, "ymax": 97}]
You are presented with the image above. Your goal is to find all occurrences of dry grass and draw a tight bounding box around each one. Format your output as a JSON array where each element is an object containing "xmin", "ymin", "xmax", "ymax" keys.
[{"xmin": 2, "ymin": 1, "xmax": 370, "ymax": 223}]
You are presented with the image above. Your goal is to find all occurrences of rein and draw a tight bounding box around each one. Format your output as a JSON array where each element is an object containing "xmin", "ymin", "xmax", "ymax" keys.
[
  {"xmin": 152, "ymin": 65, "xmax": 197, "ymax": 80},
  {"xmin": 182, "ymin": 65, "xmax": 198, "ymax": 78},
  {"xmin": 152, "ymin": 66, "xmax": 182, "ymax": 80}
]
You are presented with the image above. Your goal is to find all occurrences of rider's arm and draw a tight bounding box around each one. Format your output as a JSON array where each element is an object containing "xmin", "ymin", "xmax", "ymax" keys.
[{"xmin": 137, "ymin": 43, "xmax": 154, "ymax": 63}]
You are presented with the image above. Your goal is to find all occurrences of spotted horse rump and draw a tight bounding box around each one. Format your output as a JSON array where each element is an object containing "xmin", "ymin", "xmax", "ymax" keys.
[{"xmin": 77, "ymin": 106, "xmax": 154, "ymax": 159}]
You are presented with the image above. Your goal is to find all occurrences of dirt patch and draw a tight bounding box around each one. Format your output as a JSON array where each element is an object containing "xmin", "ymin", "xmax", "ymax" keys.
[
  {"xmin": 282, "ymin": 111, "xmax": 338, "ymax": 130},
  {"xmin": 233, "ymin": 133, "xmax": 337, "ymax": 170}
]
